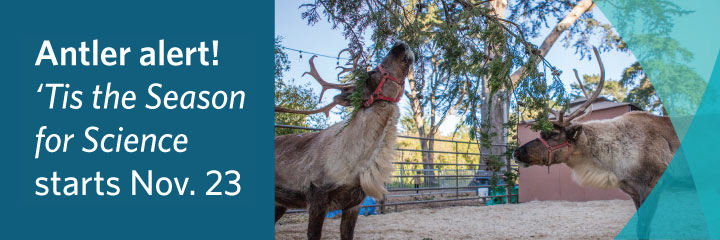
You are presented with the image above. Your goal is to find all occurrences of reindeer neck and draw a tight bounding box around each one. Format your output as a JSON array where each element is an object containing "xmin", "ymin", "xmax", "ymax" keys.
[
  {"xmin": 345, "ymin": 101, "xmax": 400, "ymax": 136},
  {"xmin": 565, "ymin": 125, "xmax": 591, "ymax": 169},
  {"xmin": 563, "ymin": 122, "xmax": 623, "ymax": 189},
  {"xmin": 336, "ymin": 101, "xmax": 400, "ymax": 155},
  {"xmin": 322, "ymin": 101, "xmax": 399, "ymax": 192}
]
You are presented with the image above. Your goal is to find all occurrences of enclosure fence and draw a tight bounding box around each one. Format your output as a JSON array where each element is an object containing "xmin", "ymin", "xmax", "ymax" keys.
[{"xmin": 275, "ymin": 125, "xmax": 519, "ymax": 214}]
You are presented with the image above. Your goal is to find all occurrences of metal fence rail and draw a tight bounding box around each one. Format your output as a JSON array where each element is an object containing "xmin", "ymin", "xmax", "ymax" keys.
[{"xmin": 275, "ymin": 124, "xmax": 518, "ymax": 214}]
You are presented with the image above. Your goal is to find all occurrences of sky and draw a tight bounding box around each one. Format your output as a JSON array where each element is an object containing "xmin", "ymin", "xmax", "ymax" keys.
[{"xmin": 275, "ymin": 1, "xmax": 638, "ymax": 135}]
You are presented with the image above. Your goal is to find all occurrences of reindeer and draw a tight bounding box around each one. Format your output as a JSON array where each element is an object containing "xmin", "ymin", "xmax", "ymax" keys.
[
  {"xmin": 513, "ymin": 47, "xmax": 679, "ymax": 238},
  {"xmin": 274, "ymin": 42, "xmax": 414, "ymax": 240}
]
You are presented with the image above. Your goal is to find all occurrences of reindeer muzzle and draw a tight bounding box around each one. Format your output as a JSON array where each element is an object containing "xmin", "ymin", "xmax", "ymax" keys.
[{"xmin": 363, "ymin": 64, "xmax": 404, "ymax": 107}]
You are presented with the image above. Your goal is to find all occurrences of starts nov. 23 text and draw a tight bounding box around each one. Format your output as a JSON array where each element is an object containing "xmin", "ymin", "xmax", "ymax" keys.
[{"xmin": 35, "ymin": 170, "xmax": 241, "ymax": 196}]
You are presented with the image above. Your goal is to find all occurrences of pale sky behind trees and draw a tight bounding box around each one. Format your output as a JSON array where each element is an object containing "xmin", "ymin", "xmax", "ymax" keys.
[{"xmin": 275, "ymin": 1, "xmax": 637, "ymax": 135}]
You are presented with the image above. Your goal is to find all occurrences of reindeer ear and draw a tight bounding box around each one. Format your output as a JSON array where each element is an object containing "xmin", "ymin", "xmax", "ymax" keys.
[
  {"xmin": 361, "ymin": 75, "xmax": 374, "ymax": 103},
  {"xmin": 565, "ymin": 124, "xmax": 583, "ymax": 141},
  {"xmin": 334, "ymin": 93, "xmax": 352, "ymax": 107}
]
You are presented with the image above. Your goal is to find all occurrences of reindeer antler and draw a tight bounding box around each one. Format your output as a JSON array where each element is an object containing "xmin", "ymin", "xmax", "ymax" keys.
[
  {"xmin": 275, "ymin": 53, "xmax": 357, "ymax": 117},
  {"xmin": 573, "ymin": 69, "xmax": 589, "ymax": 98},
  {"xmin": 547, "ymin": 107, "xmax": 564, "ymax": 124},
  {"xmin": 303, "ymin": 56, "xmax": 355, "ymax": 101},
  {"xmin": 551, "ymin": 47, "xmax": 605, "ymax": 126},
  {"xmin": 275, "ymin": 102, "xmax": 339, "ymax": 118},
  {"xmin": 336, "ymin": 48, "xmax": 360, "ymax": 79},
  {"xmin": 567, "ymin": 69, "xmax": 593, "ymax": 123},
  {"xmin": 566, "ymin": 47, "xmax": 604, "ymax": 123}
]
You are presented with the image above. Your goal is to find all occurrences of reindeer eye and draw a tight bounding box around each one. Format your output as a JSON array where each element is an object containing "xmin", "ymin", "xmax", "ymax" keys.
[
  {"xmin": 540, "ymin": 132, "xmax": 550, "ymax": 139},
  {"xmin": 542, "ymin": 131, "xmax": 558, "ymax": 139}
]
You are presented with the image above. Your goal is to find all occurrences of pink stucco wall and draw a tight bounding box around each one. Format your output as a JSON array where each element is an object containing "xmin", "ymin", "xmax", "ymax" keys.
[{"xmin": 518, "ymin": 107, "xmax": 632, "ymax": 202}]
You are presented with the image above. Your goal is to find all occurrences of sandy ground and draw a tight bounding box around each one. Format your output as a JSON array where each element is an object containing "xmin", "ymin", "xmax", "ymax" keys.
[{"xmin": 275, "ymin": 200, "xmax": 635, "ymax": 240}]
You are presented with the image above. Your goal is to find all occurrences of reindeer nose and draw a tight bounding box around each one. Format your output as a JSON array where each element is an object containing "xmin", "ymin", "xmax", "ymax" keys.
[
  {"xmin": 390, "ymin": 42, "xmax": 414, "ymax": 64},
  {"xmin": 392, "ymin": 41, "xmax": 409, "ymax": 50},
  {"xmin": 390, "ymin": 42, "xmax": 409, "ymax": 54}
]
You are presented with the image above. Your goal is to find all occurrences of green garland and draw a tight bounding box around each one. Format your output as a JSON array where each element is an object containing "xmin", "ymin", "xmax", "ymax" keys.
[
  {"xmin": 348, "ymin": 68, "xmax": 368, "ymax": 115},
  {"xmin": 338, "ymin": 67, "xmax": 369, "ymax": 134}
]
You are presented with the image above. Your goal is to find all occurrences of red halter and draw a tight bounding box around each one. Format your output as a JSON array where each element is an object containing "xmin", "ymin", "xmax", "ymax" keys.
[
  {"xmin": 363, "ymin": 65, "xmax": 404, "ymax": 107},
  {"xmin": 536, "ymin": 137, "xmax": 572, "ymax": 166}
]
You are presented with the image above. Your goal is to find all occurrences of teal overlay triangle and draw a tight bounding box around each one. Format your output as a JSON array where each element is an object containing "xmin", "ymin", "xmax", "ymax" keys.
[
  {"xmin": 598, "ymin": 0, "xmax": 720, "ymax": 138},
  {"xmin": 594, "ymin": 1, "xmax": 720, "ymax": 239},
  {"xmin": 616, "ymin": 146, "xmax": 709, "ymax": 239},
  {"xmin": 676, "ymin": 51, "xmax": 720, "ymax": 238}
]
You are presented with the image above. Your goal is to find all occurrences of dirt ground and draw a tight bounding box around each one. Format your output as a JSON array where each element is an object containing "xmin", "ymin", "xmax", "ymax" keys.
[{"xmin": 275, "ymin": 200, "xmax": 635, "ymax": 240}]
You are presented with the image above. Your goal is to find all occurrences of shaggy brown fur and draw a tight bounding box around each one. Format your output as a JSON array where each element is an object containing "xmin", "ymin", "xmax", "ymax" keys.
[
  {"xmin": 515, "ymin": 111, "xmax": 679, "ymax": 238},
  {"xmin": 275, "ymin": 42, "xmax": 413, "ymax": 240}
]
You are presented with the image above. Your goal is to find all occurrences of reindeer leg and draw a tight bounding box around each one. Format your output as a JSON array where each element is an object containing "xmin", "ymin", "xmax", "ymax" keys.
[
  {"xmin": 275, "ymin": 205, "xmax": 287, "ymax": 223},
  {"xmin": 637, "ymin": 180, "xmax": 662, "ymax": 240},
  {"xmin": 630, "ymin": 194, "xmax": 642, "ymax": 209},
  {"xmin": 630, "ymin": 193, "xmax": 650, "ymax": 240},
  {"xmin": 639, "ymin": 195, "xmax": 658, "ymax": 240},
  {"xmin": 307, "ymin": 203, "xmax": 328, "ymax": 240},
  {"xmin": 619, "ymin": 181, "xmax": 642, "ymax": 209},
  {"xmin": 340, "ymin": 205, "xmax": 360, "ymax": 240},
  {"xmin": 629, "ymin": 182, "xmax": 659, "ymax": 240},
  {"xmin": 620, "ymin": 180, "xmax": 650, "ymax": 239},
  {"xmin": 307, "ymin": 184, "xmax": 330, "ymax": 240}
]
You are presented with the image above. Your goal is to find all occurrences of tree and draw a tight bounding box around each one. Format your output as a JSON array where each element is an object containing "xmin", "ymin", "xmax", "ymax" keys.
[
  {"xmin": 620, "ymin": 63, "xmax": 662, "ymax": 113},
  {"xmin": 294, "ymin": 0, "xmax": 701, "ymax": 190},
  {"xmin": 406, "ymin": 43, "xmax": 466, "ymax": 185},
  {"xmin": 583, "ymin": 0, "xmax": 704, "ymax": 116},
  {"xmin": 300, "ymin": 0, "xmax": 568, "ymax": 186},
  {"xmin": 274, "ymin": 37, "xmax": 327, "ymax": 135}
]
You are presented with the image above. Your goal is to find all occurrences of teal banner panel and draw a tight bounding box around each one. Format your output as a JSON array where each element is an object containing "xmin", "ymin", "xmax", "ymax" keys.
[{"xmin": 0, "ymin": 0, "xmax": 274, "ymax": 239}]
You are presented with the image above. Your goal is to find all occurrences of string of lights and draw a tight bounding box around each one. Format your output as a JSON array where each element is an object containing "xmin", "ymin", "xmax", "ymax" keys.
[{"xmin": 281, "ymin": 46, "xmax": 352, "ymax": 64}]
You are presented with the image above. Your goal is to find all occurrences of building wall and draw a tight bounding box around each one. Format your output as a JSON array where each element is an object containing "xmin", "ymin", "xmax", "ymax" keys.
[{"xmin": 518, "ymin": 107, "xmax": 631, "ymax": 202}]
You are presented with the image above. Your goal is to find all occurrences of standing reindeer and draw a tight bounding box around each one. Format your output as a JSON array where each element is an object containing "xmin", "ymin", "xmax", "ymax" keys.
[
  {"xmin": 513, "ymin": 47, "xmax": 679, "ymax": 239},
  {"xmin": 274, "ymin": 42, "xmax": 414, "ymax": 240}
]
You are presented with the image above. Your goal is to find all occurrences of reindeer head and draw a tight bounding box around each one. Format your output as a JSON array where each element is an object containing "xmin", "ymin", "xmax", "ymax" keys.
[
  {"xmin": 514, "ymin": 47, "xmax": 605, "ymax": 167},
  {"xmin": 276, "ymin": 42, "xmax": 414, "ymax": 116},
  {"xmin": 361, "ymin": 42, "xmax": 415, "ymax": 106}
]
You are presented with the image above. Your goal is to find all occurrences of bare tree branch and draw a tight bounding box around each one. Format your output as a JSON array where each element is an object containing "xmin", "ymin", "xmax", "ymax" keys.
[{"xmin": 509, "ymin": 0, "xmax": 595, "ymax": 86}]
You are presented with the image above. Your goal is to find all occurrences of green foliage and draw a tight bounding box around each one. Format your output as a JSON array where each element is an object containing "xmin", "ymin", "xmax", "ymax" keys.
[
  {"xmin": 603, "ymin": 0, "xmax": 705, "ymax": 116},
  {"xmin": 275, "ymin": 80, "xmax": 328, "ymax": 135},
  {"xmin": 294, "ymin": 0, "xmax": 698, "ymax": 191},
  {"xmin": 620, "ymin": 62, "xmax": 661, "ymax": 113},
  {"xmin": 298, "ymin": 1, "xmax": 571, "ymax": 191},
  {"xmin": 399, "ymin": 115, "xmax": 419, "ymax": 133},
  {"xmin": 274, "ymin": 37, "xmax": 328, "ymax": 135},
  {"xmin": 274, "ymin": 37, "xmax": 291, "ymax": 82},
  {"xmin": 348, "ymin": 68, "xmax": 369, "ymax": 116},
  {"xmin": 335, "ymin": 66, "xmax": 370, "ymax": 133},
  {"xmin": 301, "ymin": 1, "xmax": 569, "ymax": 133}
]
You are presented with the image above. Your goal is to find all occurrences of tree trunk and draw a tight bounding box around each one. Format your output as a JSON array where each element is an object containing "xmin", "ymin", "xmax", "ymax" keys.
[
  {"xmin": 427, "ymin": 138, "xmax": 437, "ymax": 186},
  {"xmin": 417, "ymin": 129, "xmax": 438, "ymax": 187},
  {"xmin": 481, "ymin": 93, "xmax": 508, "ymax": 166},
  {"xmin": 407, "ymin": 68, "xmax": 438, "ymax": 187},
  {"xmin": 477, "ymin": 2, "xmax": 510, "ymax": 202},
  {"xmin": 482, "ymin": 0, "xmax": 509, "ymax": 171}
]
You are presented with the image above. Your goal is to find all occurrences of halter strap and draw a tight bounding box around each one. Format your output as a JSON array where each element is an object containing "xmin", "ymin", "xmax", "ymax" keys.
[
  {"xmin": 536, "ymin": 137, "xmax": 572, "ymax": 166},
  {"xmin": 363, "ymin": 65, "xmax": 404, "ymax": 107}
]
